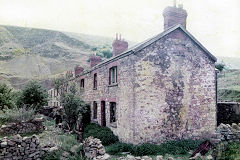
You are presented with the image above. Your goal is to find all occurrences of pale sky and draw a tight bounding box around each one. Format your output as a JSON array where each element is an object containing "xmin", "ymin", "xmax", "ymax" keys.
[{"xmin": 0, "ymin": 0, "xmax": 239, "ymax": 58}]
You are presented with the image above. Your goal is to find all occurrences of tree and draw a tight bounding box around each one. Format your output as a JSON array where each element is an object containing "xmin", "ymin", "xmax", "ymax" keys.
[
  {"xmin": 0, "ymin": 83, "xmax": 15, "ymax": 110},
  {"xmin": 52, "ymin": 76, "xmax": 66, "ymax": 95},
  {"xmin": 20, "ymin": 81, "xmax": 48, "ymax": 110},
  {"xmin": 215, "ymin": 63, "xmax": 225, "ymax": 72},
  {"xmin": 60, "ymin": 83, "xmax": 90, "ymax": 130}
]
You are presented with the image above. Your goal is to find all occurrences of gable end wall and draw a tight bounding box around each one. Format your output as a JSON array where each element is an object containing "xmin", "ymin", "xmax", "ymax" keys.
[{"xmin": 132, "ymin": 28, "xmax": 216, "ymax": 144}]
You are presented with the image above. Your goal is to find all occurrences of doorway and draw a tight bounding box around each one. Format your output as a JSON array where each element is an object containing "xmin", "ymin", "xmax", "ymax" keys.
[{"xmin": 101, "ymin": 101, "xmax": 106, "ymax": 127}]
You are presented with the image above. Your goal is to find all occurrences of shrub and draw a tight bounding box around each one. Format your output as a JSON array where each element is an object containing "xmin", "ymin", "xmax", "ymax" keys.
[
  {"xmin": 0, "ymin": 107, "xmax": 35, "ymax": 125},
  {"xmin": 60, "ymin": 92, "xmax": 90, "ymax": 130},
  {"xmin": 0, "ymin": 83, "xmax": 16, "ymax": 110},
  {"xmin": 106, "ymin": 142, "xmax": 134, "ymax": 155},
  {"xmin": 20, "ymin": 81, "xmax": 48, "ymax": 110},
  {"xmin": 221, "ymin": 141, "xmax": 240, "ymax": 160},
  {"xmin": 83, "ymin": 123, "xmax": 119, "ymax": 145},
  {"xmin": 105, "ymin": 139, "xmax": 203, "ymax": 156}
]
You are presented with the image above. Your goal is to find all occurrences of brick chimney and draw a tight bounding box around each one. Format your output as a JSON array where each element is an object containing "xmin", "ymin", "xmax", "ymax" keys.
[
  {"xmin": 74, "ymin": 65, "xmax": 84, "ymax": 77},
  {"xmin": 112, "ymin": 33, "xmax": 128, "ymax": 57},
  {"xmin": 162, "ymin": 3, "xmax": 188, "ymax": 30},
  {"xmin": 90, "ymin": 55, "xmax": 101, "ymax": 68}
]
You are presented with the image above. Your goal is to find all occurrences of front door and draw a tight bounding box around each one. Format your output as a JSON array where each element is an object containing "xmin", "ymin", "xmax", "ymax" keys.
[{"xmin": 101, "ymin": 101, "xmax": 106, "ymax": 127}]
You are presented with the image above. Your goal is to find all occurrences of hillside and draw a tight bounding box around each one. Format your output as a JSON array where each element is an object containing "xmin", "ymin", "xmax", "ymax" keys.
[{"xmin": 0, "ymin": 25, "xmax": 118, "ymax": 89}]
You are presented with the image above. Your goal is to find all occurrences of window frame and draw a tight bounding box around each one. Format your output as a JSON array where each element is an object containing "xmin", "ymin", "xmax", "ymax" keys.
[
  {"xmin": 109, "ymin": 66, "xmax": 117, "ymax": 85},
  {"xmin": 80, "ymin": 79, "xmax": 85, "ymax": 88},
  {"xmin": 110, "ymin": 102, "xmax": 116, "ymax": 123},
  {"xmin": 93, "ymin": 101, "xmax": 98, "ymax": 119},
  {"xmin": 93, "ymin": 73, "xmax": 97, "ymax": 89}
]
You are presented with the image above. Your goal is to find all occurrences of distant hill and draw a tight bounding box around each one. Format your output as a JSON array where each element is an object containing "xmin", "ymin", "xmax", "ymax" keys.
[
  {"xmin": 217, "ymin": 57, "xmax": 240, "ymax": 69},
  {"xmin": 0, "ymin": 25, "xmax": 129, "ymax": 89}
]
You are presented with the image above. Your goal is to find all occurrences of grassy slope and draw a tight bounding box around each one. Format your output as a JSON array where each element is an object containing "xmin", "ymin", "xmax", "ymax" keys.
[
  {"xmin": 0, "ymin": 25, "xmax": 117, "ymax": 89},
  {"xmin": 218, "ymin": 69, "xmax": 240, "ymax": 102}
]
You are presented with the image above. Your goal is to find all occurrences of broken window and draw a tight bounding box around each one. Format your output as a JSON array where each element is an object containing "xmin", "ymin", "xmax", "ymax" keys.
[
  {"xmin": 109, "ymin": 66, "xmax": 117, "ymax": 85},
  {"xmin": 93, "ymin": 101, "xmax": 97, "ymax": 119},
  {"xmin": 110, "ymin": 102, "xmax": 116, "ymax": 123},
  {"xmin": 93, "ymin": 73, "xmax": 97, "ymax": 89},
  {"xmin": 80, "ymin": 79, "xmax": 84, "ymax": 88}
]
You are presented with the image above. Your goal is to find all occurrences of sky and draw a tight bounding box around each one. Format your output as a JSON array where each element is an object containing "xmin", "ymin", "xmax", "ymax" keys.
[{"xmin": 0, "ymin": 0, "xmax": 239, "ymax": 58}]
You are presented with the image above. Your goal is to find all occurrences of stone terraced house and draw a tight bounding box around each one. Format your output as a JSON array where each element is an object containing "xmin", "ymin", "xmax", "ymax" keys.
[{"xmin": 49, "ymin": 3, "xmax": 217, "ymax": 144}]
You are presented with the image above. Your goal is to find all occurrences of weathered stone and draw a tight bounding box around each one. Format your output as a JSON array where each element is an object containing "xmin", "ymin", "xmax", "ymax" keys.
[
  {"xmin": 126, "ymin": 155, "xmax": 135, "ymax": 160},
  {"xmin": 70, "ymin": 145, "xmax": 79, "ymax": 154},
  {"xmin": 156, "ymin": 155, "xmax": 163, "ymax": 160}
]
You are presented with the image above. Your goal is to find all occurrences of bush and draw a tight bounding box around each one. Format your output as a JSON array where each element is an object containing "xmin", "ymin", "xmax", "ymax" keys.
[
  {"xmin": 20, "ymin": 81, "xmax": 48, "ymax": 110},
  {"xmin": 60, "ymin": 92, "xmax": 90, "ymax": 130},
  {"xmin": 83, "ymin": 123, "xmax": 119, "ymax": 145},
  {"xmin": 221, "ymin": 141, "xmax": 240, "ymax": 160},
  {"xmin": 0, "ymin": 107, "xmax": 35, "ymax": 125},
  {"xmin": 0, "ymin": 83, "xmax": 16, "ymax": 110},
  {"xmin": 106, "ymin": 139, "xmax": 203, "ymax": 156}
]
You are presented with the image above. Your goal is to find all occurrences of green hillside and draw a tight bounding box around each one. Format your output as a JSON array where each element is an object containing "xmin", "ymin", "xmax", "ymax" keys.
[
  {"xmin": 0, "ymin": 25, "xmax": 117, "ymax": 89},
  {"xmin": 218, "ymin": 69, "xmax": 240, "ymax": 102}
]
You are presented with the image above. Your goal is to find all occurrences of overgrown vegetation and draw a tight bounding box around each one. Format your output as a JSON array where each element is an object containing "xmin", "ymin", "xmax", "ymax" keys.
[
  {"xmin": 0, "ymin": 107, "xmax": 35, "ymax": 125},
  {"xmin": 60, "ymin": 83, "xmax": 90, "ymax": 131},
  {"xmin": 83, "ymin": 123, "xmax": 119, "ymax": 146},
  {"xmin": 221, "ymin": 141, "xmax": 240, "ymax": 160},
  {"xmin": 39, "ymin": 120, "xmax": 85, "ymax": 160},
  {"xmin": 106, "ymin": 139, "xmax": 203, "ymax": 156},
  {"xmin": 19, "ymin": 81, "xmax": 48, "ymax": 110},
  {"xmin": 0, "ymin": 83, "xmax": 16, "ymax": 109}
]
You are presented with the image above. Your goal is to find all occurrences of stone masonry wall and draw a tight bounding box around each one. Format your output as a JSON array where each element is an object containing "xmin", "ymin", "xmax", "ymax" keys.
[
  {"xmin": 0, "ymin": 135, "xmax": 49, "ymax": 160},
  {"xmin": 0, "ymin": 118, "xmax": 45, "ymax": 136},
  {"xmin": 217, "ymin": 102, "xmax": 240, "ymax": 125},
  {"xmin": 70, "ymin": 28, "xmax": 216, "ymax": 144},
  {"xmin": 133, "ymin": 28, "xmax": 216, "ymax": 144},
  {"xmin": 76, "ymin": 53, "xmax": 137, "ymax": 143}
]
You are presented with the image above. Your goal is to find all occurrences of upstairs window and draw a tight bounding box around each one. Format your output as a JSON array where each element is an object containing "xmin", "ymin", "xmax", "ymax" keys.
[
  {"xmin": 93, "ymin": 101, "xmax": 98, "ymax": 119},
  {"xmin": 93, "ymin": 73, "xmax": 97, "ymax": 89},
  {"xmin": 110, "ymin": 102, "xmax": 116, "ymax": 123},
  {"xmin": 109, "ymin": 66, "xmax": 117, "ymax": 85},
  {"xmin": 80, "ymin": 79, "xmax": 85, "ymax": 88}
]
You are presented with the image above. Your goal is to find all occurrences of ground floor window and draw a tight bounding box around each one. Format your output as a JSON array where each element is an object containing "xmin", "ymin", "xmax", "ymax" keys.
[
  {"xmin": 110, "ymin": 102, "xmax": 116, "ymax": 123},
  {"xmin": 93, "ymin": 101, "xmax": 98, "ymax": 119}
]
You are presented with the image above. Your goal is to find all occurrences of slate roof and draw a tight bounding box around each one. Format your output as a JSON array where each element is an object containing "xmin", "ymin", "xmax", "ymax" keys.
[{"xmin": 76, "ymin": 24, "xmax": 217, "ymax": 78}]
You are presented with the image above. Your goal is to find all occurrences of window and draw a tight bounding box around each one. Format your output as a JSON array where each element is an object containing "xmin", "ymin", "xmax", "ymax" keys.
[
  {"xmin": 110, "ymin": 102, "xmax": 116, "ymax": 123},
  {"xmin": 80, "ymin": 79, "xmax": 84, "ymax": 88},
  {"xmin": 109, "ymin": 66, "xmax": 117, "ymax": 85},
  {"xmin": 93, "ymin": 73, "xmax": 97, "ymax": 89},
  {"xmin": 93, "ymin": 101, "xmax": 98, "ymax": 119}
]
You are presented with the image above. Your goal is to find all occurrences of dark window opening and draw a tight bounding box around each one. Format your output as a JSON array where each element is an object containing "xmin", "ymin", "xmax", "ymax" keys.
[
  {"xmin": 80, "ymin": 79, "xmax": 85, "ymax": 88},
  {"xmin": 109, "ymin": 66, "xmax": 117, "ymax": 85},
  {"xmin": 93, "ymin": 73, "xmax": 97, "ymax": 89},
  {"xmin": 93, "ymin": 101, "xmax": 97, "ymax": 119},
  {"xmin": 110, "ymin": 102, "xmax": 116, "ymax": 123}
]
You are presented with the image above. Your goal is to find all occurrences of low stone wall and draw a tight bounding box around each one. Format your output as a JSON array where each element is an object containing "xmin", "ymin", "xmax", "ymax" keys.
[
  {"xmin": 0, "ymin": 118, "xmax": 45, "ymax": 135},
  {"xmin": 210, "ymin": 123, "xmax": 240, "ymax": 159},
  {"xmin": 0, "ymin": 134, "xmax": 54, "ymax": 160},
  {"xmin": 217, "ymin": 102, "xmax": 240, "ymax": 125},
  {"xmin": 83, "ymin": 136, "xmax": 110, "ymax": 160},
  {"xmin": 39, "ymin": 106, "xmax": 60, "ymax": 118}
]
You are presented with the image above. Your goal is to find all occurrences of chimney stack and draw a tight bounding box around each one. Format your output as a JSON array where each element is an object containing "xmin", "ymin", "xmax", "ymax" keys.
[
  {"xmin": 74, "ymin": 65, "xmax": 84, "ymax": 77},
  {"xmin": 90, "ymin": 55, "xmax": 102, "ymax": 68},
  {"xmin": 162, "ymin": 3, "xmax": 187, "ymax": 30},
  {"xmin": 112, "ymin": 33, "xmax": 128, "ymax": 57}
]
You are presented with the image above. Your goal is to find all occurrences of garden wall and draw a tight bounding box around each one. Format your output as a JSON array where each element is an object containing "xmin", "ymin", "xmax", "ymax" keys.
[
  {"xmin": 0, "ymin": 135, "xmax": 49, "ymax": 160},
  {"xmin": 217, "ymin": 102, "xmax": 240, "ymax": 125},
  {"xmin": 0, "ymin": 118, "xmax": 45, "ymax": 135}
]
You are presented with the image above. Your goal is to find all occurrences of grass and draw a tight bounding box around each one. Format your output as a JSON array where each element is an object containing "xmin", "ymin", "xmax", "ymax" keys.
[
  {"xmin": 38, "ymin": 120, "xmax": 85, "ymax": 160},
  {"xmin": 221, "ymin": 141, "xmax": 240, "ymax": 160},
  {"xmin": 217, "ymin": 69, "xmax": 240, "ymax": 102}
]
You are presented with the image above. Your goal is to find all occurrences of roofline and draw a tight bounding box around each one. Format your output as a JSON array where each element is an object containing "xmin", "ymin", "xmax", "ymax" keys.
[{"xmin": 73, "ymin": 24, "xmax": 217, "ymax": 80}]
